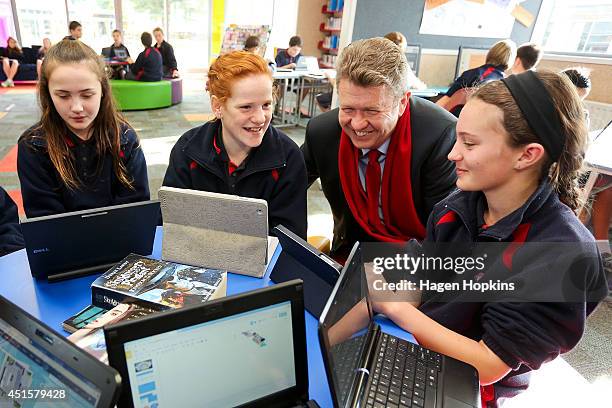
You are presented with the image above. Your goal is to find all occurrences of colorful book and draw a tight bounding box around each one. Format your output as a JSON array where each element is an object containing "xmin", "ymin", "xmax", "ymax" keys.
[
  {"xmin": 62, "ymin": 304, "xmax": 107, "ymax": 333},
  {"xmin": 91, "ymin": 253, "xmax": 227, "ymax": 310},
  {"xmin": 68, "ymin": 303, "xmax": 158, "ymax": 364}
]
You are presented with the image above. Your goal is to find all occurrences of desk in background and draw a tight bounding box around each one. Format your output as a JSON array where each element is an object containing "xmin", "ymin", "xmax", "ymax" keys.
[{"xmin": 0, "ymin": 227, "xmax": 416, "ymax": 408}]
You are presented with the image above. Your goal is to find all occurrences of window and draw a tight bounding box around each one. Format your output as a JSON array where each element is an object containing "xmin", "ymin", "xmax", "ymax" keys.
[
  {"xmin": 14, "ymin": 0, "xmax": 68, "ymax": 47},
  {"xmin": 534, "ymin": 0, "xmax": 612, "ymax": 55},
  {"xmin": 67, "ymin": 0, "xmax": 116, "ymax": 54}
]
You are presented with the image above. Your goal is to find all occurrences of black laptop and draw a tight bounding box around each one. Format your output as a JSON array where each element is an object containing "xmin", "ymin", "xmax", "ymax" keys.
[
  {"xmin": 0, "ymin": 296, "xmax": 121, "ymax": 407},
  {"xmin": 319, "ymin": 243, "xmax": 480, "ymax": 408},
  {"xmin": 21, "ymin": 201, "xmax": 160, "ymax": 281},
  {"xmin": 270, "ymin": 225, "xmax": 341, "ymax": 318},
  {"xmin": 104, "ymin": 279, "xmax": 319, "ymax": 408}
]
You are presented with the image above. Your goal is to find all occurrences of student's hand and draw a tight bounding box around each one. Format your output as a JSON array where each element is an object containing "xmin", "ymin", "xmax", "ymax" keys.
[
  {"xmin": 288, "ymin": 63, "xmax": 297, "ymax": 69},
  {"xmin": 172, "ymin": 70, "xmax": 179, "ymax": 78},
  {"xmin": 126, "ymin": 57, "xmax": 134, "ymax": 64}
]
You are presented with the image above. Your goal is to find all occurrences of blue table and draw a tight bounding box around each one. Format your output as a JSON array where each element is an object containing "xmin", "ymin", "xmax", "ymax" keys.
[{"xmin": 0, "ymin": 227, "xmax": 415, "ymax": 408}]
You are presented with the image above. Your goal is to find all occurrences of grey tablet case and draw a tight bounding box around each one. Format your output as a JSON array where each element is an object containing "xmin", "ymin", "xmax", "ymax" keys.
[{"xmin": 158, "ymin": 187, "xmax": 269, "ymax": 277}]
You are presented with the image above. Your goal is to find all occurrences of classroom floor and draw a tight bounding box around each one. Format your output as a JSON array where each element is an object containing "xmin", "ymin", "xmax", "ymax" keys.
[{"xmin": 1, "ymin": 73, "xmax": 610, "ymax": 390}]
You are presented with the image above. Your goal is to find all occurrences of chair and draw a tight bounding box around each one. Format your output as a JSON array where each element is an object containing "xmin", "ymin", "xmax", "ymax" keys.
[{"xmin": 307, "ymin": 236, "xmax": 331, "ymax": 255}]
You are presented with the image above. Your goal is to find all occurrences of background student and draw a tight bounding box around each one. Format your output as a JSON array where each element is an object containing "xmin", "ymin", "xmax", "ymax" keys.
[
  {"xmin": 109, "ymin": 29, "xmax": 130, "ymax": 60},
  {"xmin": 0, "ymin": 187, "xmax": 24, "ymax": 256},
  {"xmin": 64, "ymin": 21, "xmax": 82, "ymax": 41},
  {"xmin": 17, "ymin": 40, "xmax": 150, "ymax": 218},
  {"xmin": 375, "ymin": 70, "xmax": 607, "ymax": 406},
  {"xmin": 1, "ymin": 37, "xmax": 23, "ymax": 88},
  {"xmin": 243, "ymin": 36, "xmax": 260, "ymax": 54},
  {"xmin": 163, "ymin": 51, "xmax": 308, "ymax": 238},
  {"xmin": 275, "ymin": 35, "xmax": 302, "ymax": 69},
  {"xmin": 125, "ymin": 32, "xmax": 162, "ymax": 82},
  {"xmin": 511, "ymin": 42, "xmax": 542, "ymax": 74},
  {"xmin": 436, "ymin": 39, "xmax": 516, "ymax": 116},
  {"xmin": 36, "ymin": 38, "xmax": 52, "ymax": 80},
  {"xmin": 153, "ymin": 27, "xmax": 179, "ymax": 78}
]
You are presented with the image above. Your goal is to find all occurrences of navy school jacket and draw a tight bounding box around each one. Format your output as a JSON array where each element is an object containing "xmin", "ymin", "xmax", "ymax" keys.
[
  {"xmin": 17, "ymin": 124, "xmax": 150, "ymax": 218},
  {"xmin": 421, "ymin": 181, "xmax": 608, "ymax": 406},
  {"xmin": 131, "ymin": 47, "xmax": 162, "ymax": 82},
  {"xmin": 0, "ymin": 187, "xmax": 24, "ymax": 256},
  {"xmin": 445, "ymin": 64, "xmax": 505, "ymax": 98},
  {"xmin": 162, "ymin": 120, "xmax": 308, "ymax": 239}
]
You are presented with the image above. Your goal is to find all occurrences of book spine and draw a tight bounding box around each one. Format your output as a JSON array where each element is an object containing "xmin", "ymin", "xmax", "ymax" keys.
[{"xmin": 91, "ymin": 285, "xmax": 167, "ymax": 312}]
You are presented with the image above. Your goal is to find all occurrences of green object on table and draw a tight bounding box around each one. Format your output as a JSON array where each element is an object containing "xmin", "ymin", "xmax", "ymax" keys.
[{"xmin": 110, "ymin": 79, "xmax": 172, "ymax": 110}]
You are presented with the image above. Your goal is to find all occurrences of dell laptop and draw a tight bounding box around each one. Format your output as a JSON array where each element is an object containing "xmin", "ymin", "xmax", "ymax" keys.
[
  {"xmin": 319, "ymin": 243, "xmax": 481, "ymax": 408},
  {"xmin": 0, "ymin": 295, "xmax": 121, "ymax": 407},
  {"xmin": 104, "ymin": 279, "xmax": 319, "ymax": 408},
  {"xmin": 270, "ymin": 225, "xmax": 341, "ymax": 318},
  {"xmin": 21, "ymin": 200, "xmax": 160, "ymax": 281}
]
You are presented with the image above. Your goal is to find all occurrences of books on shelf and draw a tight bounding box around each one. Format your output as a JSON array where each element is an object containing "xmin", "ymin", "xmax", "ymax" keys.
[{"xmin": 91, "ymin": 253, "xmax": 227, "ymax": 310}]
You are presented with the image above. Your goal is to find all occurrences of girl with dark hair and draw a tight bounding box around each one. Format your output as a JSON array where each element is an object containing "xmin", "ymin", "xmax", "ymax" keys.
[
  {"xmin": 163, "ymin": 51, "xmax": 307, "ymax": 238},
  {"xmin": 17, "ymin": 40, "xmax": 150, "ymax": 218},
  {"xmin": 1, "ymin": 37, "xmax": 24, "ymax": 87},
  {"xmin": 374, "ymin": 70, "xmax": 607, "ymax": 406}
]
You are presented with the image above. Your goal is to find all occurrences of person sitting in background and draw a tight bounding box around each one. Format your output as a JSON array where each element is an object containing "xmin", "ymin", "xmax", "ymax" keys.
[
  {"xmin": 1, "ymin": 37, "xmax": 24, "ymax": 87},
  {"xmin": 36, "ymin": 38, "xmax": 52, "ymax": 80},
  {"xmin": 153, "ymin": 27, "xmax": 179, "ymax": 78},
  {"xmin": 109, "ymin": 29, "xmax": 130, "ymax": 60},
  {"xmin": 437, "ymin": 39, "xmax": 516, "ymax": 116},
  {"xmin": 563, "ymin": 67, "xmax": 611, "ymax": 243},
  {"xmin": 243, "ymin": 36, "xmax": 260, "ymax": 54},
  {"xmin": 562, "ymin": 67, "xmax": 591, "ymax": 101},
  {"xmin": 0, "ymin": 186, "xmax": 24, "ymax": 256},
  {"xmin": 108, "ymin": 29, "xmax": 130, "ymax": 79},
  {"xmin": 511, "ymin": 42, "xmax": 542, "ymax": 74},
  {"xmin": 275, "ymin": 35, "xmax": 302, "ymax": 69},
  {"xmin": 125, "ymin": 32, "xmax": 162, "ymax": 82},
  {"xmin": 64, "ymin": 21, "xmax": 82, "ymax": 41}
]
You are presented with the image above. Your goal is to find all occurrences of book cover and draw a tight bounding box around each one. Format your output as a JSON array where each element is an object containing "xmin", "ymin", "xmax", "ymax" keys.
[
  {"xmin": 62, "ymin": 304, "xmax": 107, "ymax": 334},
  {"xmin": 68, "ymin": 303, "xmax": 157, "ymax": 364},
  {"xmin": 91, "ymin": 253, "xmax": 227, "ymax": 310}
]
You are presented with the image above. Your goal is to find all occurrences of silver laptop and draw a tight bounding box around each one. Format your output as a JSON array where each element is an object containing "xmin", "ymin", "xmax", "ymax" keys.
[{"xmin": 295, "ymin": 56, "xmax": 321, "ymax": 74}]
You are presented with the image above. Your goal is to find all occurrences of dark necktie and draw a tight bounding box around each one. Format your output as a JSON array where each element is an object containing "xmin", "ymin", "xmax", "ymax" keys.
[{"xmin": 366, "ymin": 149, "xmax": 384, "ymax": 228}]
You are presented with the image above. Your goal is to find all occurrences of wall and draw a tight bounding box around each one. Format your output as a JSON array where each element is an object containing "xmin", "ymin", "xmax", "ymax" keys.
[
  {"xmin": 352, "ymin": 0, "xmax": 542, "ymax": 50},
  {"xmin": 537, "ymin": 58, "xmax": 612, "ymax": 104},
  {"xmin": 296, "ymin": 0, "xmax": 325, "ymax": 56}
]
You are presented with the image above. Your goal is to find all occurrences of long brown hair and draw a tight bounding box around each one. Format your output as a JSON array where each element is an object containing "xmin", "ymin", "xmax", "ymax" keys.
[
  {"xmin": 33, "ymin": 39, "xmax": 133, "ymax": 191},
  {"xmin": 472, "ymin": 70, "xmax": 588, "ymax": 211},
  {"xmin": 6, "ymin": 37, "xmax": 22, "ymax": 55}
]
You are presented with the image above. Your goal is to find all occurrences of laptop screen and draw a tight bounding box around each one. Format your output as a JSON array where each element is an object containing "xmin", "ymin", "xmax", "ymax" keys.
[
  {"xmin": 0, "ymin": 317, "xmax": 102, "ymax": 407},
  {"xmin": 122, "ymin": 301, "xmax": 296, "ymax": 407},
  {"xmin": 320, "ymin": 245, "xmax": 371, "ymax": 407}
]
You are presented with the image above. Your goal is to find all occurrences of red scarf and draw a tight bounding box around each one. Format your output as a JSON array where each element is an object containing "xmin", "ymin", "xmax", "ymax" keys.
[{"xmin": 338, "ymin": 104, "xmax": 426, "ymax": 242}]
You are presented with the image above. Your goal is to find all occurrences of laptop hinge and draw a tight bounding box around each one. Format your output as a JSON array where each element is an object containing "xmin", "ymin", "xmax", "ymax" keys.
[
  {"xmin": 348, "ymin": 322, "xmax": 381, "ymax": 407},
  {"xmin": 47, "ymin": 262, "xmax": 117, "ymax": 282}
]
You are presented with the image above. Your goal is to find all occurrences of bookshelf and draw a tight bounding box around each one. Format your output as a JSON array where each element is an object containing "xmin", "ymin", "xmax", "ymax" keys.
[{"xmin": 318, "ymin": 0, "xmax": 343, "ymax": 69}]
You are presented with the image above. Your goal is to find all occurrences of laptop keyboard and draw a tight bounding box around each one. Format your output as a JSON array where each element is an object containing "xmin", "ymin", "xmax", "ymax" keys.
[
  {"xmin": 331, "ymin": 335, "xmax": 367, "ymax": 402},
  {"xmin": 364, "ymin": 333, "xmax": 441, "ymax": 408}
]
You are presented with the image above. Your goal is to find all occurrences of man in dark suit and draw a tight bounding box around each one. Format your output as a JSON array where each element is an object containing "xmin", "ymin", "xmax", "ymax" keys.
[{"xmin": 301, "ymin": 37, "xmax": 457, "ymax": 260}]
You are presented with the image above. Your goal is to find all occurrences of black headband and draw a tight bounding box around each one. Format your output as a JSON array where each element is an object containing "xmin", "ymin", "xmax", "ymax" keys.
[{"xmin": 501, "ymin": 71, "xmax": 566, "ymax": 161}]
